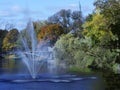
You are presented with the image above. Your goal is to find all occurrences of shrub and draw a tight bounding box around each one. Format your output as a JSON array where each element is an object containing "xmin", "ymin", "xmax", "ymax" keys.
[{"xmin": 54, "ymin": 34, "xmax": 118, "ymax": 71}]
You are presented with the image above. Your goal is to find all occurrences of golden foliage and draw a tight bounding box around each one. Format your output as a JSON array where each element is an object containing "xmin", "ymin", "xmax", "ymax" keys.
[{"xmin": 37, "ymin": 24, "xmax": 64, "ymax": 42}]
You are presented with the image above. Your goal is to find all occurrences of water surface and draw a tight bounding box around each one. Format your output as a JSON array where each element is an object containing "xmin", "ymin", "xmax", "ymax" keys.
[{"xmin": 0, "ymin": 57, "xmax": 104, "ymax": 90}]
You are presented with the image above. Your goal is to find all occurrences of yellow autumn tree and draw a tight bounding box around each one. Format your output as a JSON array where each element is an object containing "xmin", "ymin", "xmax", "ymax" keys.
[{"xmin": 37, "ymin": 24, "xmax": 64, "ymax": 45}]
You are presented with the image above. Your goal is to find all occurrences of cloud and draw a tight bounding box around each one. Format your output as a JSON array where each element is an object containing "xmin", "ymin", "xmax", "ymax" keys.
[
  {"xmin": 46, "ymin": 3, "xmax": 79, "ymax": 12},
  {"xmin": 11, "ymin": 5, "xmax": 22, "ymax": 12},
  {"xmin": 69, "ymin": 3, "xmax": 78, "ymax": 8},
  {"xmin": 0, "ymin": 5, "xmax": 23, "ymax": 17},
  {"xmin": 46, "ymin": 3, "xmax": 94, "ymax": 17},
  {"xmin": 0, "ymin": 4, "xmax": 46, "ymax": 30},
  {"xmin": 46, "ymin": 3, "xmax": 93, "ymax": 14},
  {"xmin": 0, "ymin": 10, "xmax": 9, "ymax": 16},
  {"xmin": 0, "ymin": 4, "xmax": 45, "ymax": 18}
]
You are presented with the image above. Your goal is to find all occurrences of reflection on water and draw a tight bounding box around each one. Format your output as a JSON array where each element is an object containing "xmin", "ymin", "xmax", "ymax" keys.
[
  {"xmin": 0, "ymin": 58, "xmax": 15, "ymax": 73},
  {"xmin": 0, "ymin": 56, "xmax": 28, "ymax": 74},
  {"xmin": 2, "ymin": 59, "xmax": 16, "ymax": 69},
  {"xmin": 99, "ymin": 71, "xmax": 120, "ymax": 90}
]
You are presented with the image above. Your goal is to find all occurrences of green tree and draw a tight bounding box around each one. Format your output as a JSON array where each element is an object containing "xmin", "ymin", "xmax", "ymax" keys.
[
  {"xmin": 85, "ymin": 14, "xmax": 94, "ymax": 22},
  {"xmin": 0, "ymin": 29, "xmax": 8, "ymax": 52},
  {"xmin": 2, "ymin": 29, "xmax": 19, "ymax": 51},
  {"xmin": 83, "ymin": 12, "xmax": 116, "ymax": 46},
  {"xmin": 94, "ymin": 0, "xmax": 120, "ymax": 38},
  {"xmin": 54, "ymin": 34, "xmax": 94, "ymax": 67},
  {"xmin": 55, "ymin": 34, "xmax": 118, "ymax": 70},
  {"xmin": 94, "ymin": 0, "xmax": 120, "ymax": 62}
]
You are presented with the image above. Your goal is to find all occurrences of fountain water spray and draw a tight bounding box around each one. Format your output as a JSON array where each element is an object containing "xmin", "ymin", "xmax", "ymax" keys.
[{"xmin": 19, "ymin": 19, "xmax": 56, "ymax": 79}]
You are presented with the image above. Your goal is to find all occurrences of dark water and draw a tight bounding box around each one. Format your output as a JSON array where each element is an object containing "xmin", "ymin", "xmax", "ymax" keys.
[
  {"xmin": 98, "ymin": 71, "xmax": 120, "ymax": 90},
  {"xmin": 0, "ymin": 57, "xmax": 105, "ymax": 90}
]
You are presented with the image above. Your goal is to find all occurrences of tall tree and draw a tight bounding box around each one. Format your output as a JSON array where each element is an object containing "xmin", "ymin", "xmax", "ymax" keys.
[
  {"xmin": 48, "ymin": 9, "xmax": 71, "ymax": 33},
  {"xmin": 48, "ymin": 9, "xmax": 83, "ymax": 34},
  {"xmin": 94, "ymin": 0, "xmax": 120, "ymax": 62},
  {"xmin": 72, "ymin": 11, "xmax": 82, "ymax": 30}
]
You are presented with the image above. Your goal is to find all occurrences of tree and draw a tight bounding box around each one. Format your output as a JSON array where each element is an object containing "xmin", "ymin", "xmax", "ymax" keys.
[
  {"xmin": 94, "ymin": 0, "xmax": 120, "ymax": 45},
  {"xmin": 2, "ymin": 29, "xmax": 19, "ymax": 51},
  {"xmin": 0, "ymin": 29, "xmax": 8, "ymax": 52},
  {"xmin": 55, "ymin": 34, "xmax": 118, "ymax": 70},
  {"xmin": 33, "ymin": 20, "xmax": 48, "ymax": 35},
  {"xmin": 37, "ymin": 24, "xmax": 64, "ymax": 45},
  {"xmin": 83, "ymin": 12, "xmax": 116, "ymax": 46},
  {"xmin": 72, "ymin": 11, "xmax": 83, "ymax": 30},
  {"xmin": 85, "ymin": 13, "xmax": 94, "ymax": 22},
  {"xmin": 48, "ymin": 9, "xmax": 71, "ymax": 33},
  {"xmin": 48, "ymin": 9, "xmax": 83, "ymax": 34},
  {"xmin": 54, "ymin": 34, "xmax": 80, "ymax": 66},
  {"xmin": 94, "ymin": 0, "xmax": 120, "ymax": 62},
  {"xmin": 94, "ymin": 0, "xmax": 120, "ymax": 22}
]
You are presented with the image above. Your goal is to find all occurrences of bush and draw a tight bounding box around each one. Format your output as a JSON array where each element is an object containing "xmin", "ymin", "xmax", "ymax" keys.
[
  {"xmin": 54, "ymin": 34, "xmax": 94, "ymax": 68},
  {"xmin": 54, "ymin": 34, "xmax": 118, "ymax": 71},
  {"xmin": 112, "ymin": 63, "xmax": 119, "ymax": 73}
]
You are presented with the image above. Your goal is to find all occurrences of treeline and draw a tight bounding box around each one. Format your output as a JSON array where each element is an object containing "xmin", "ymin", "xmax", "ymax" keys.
[
  {"xmin": 0, "ymin": 9, "xmax": 83, "ymax": 52},
  {"xmin": 54, "ymin": 0, "xmax": 120, "ymax": 72},
  {"xmin": 0, "ymin": 0, "xmax": 120, "ymax": 72}
]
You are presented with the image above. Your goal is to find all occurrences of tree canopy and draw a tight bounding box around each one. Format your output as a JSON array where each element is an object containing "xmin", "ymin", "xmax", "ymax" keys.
[
  {"xmin": 0, "ymin": 29, "xmax": 8, "ymax": 52},
  {"xmin": 2, "ymin": 29, "xmax": 19, "ymax": 51},
  {"xmin": 37, "ymin": 24, "xmax": 64, "ymax": 45},
  {"xmin": 48, "ymin": 9, "xmax": 83, "ymax": 34}
]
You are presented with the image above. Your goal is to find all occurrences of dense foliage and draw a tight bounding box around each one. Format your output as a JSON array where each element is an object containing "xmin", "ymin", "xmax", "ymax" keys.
[
  {"xmin": 33, "ymin": 21, "xmax": 48, "ymax": 35},
  {"xmin": 0, "ymin": 30, "xmax": 8, "ymax": 52},
  {"xmin": 54, "ymin": 0, "xmax": 120, "ymax": 72},
  {"xmin": 83, "ymin": 12, "xmax": 117, "ymax": 46},
  {"xmin": 2, "ymin": 29, "xmax": 19, "ymax": 51},
  {"xmin": 54, "ymin": 34, "xmax": 118, "ymax": 70},
  {"xmin": 37, "ymin": 24, "xmax": 64, "ymax": 45},
  {"xmin": 94, "ymin": 0, "xmax": 120, "ymax": 63}
]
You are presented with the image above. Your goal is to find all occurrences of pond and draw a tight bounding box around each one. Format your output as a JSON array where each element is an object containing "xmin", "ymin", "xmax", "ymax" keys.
[{"xmin": 0, "ymin": 56, "xmax": 119, "ymax": 90}]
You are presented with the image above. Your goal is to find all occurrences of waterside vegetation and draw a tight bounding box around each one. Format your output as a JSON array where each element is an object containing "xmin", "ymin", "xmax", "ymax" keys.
[{"xmin": 0, "ymin": 0, "xmax": 120, "ymax": 74}]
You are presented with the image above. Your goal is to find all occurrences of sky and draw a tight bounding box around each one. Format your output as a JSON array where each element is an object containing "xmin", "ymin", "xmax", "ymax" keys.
[{"xmin": 0, "ymin": 0, "xmax": 95, "ymax": 30}]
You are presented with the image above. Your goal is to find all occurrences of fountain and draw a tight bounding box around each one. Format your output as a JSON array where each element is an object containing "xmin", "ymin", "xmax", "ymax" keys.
[
  {"xmin": 19, "ymin": 19, "xmax": 55, "ymax": 79},
  {"xmin": 0, "ymin": 19, "xmax": 102, "ymax": 90}
]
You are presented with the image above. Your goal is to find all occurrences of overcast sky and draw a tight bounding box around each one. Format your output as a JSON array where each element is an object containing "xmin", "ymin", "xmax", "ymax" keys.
[{"xmin": 0, "ymin": 0, "xmax": 95, "ymax": 30}]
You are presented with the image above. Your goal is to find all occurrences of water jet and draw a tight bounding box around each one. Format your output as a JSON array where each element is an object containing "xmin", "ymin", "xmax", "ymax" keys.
[{"xmin": 19, "ymin": 19, "xmax": 55, "ymax": 79}]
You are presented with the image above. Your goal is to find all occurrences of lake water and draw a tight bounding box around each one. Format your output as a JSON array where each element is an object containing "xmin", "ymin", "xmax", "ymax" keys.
[{"xmin": 0, "ymin": 57, "xmax": 105, "ymax": 90}]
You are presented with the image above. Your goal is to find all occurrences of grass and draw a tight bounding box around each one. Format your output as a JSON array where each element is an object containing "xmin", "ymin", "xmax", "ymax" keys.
[{"xmin": 68, "ymin": 66, "xmax": 95, "ymax": 75}]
